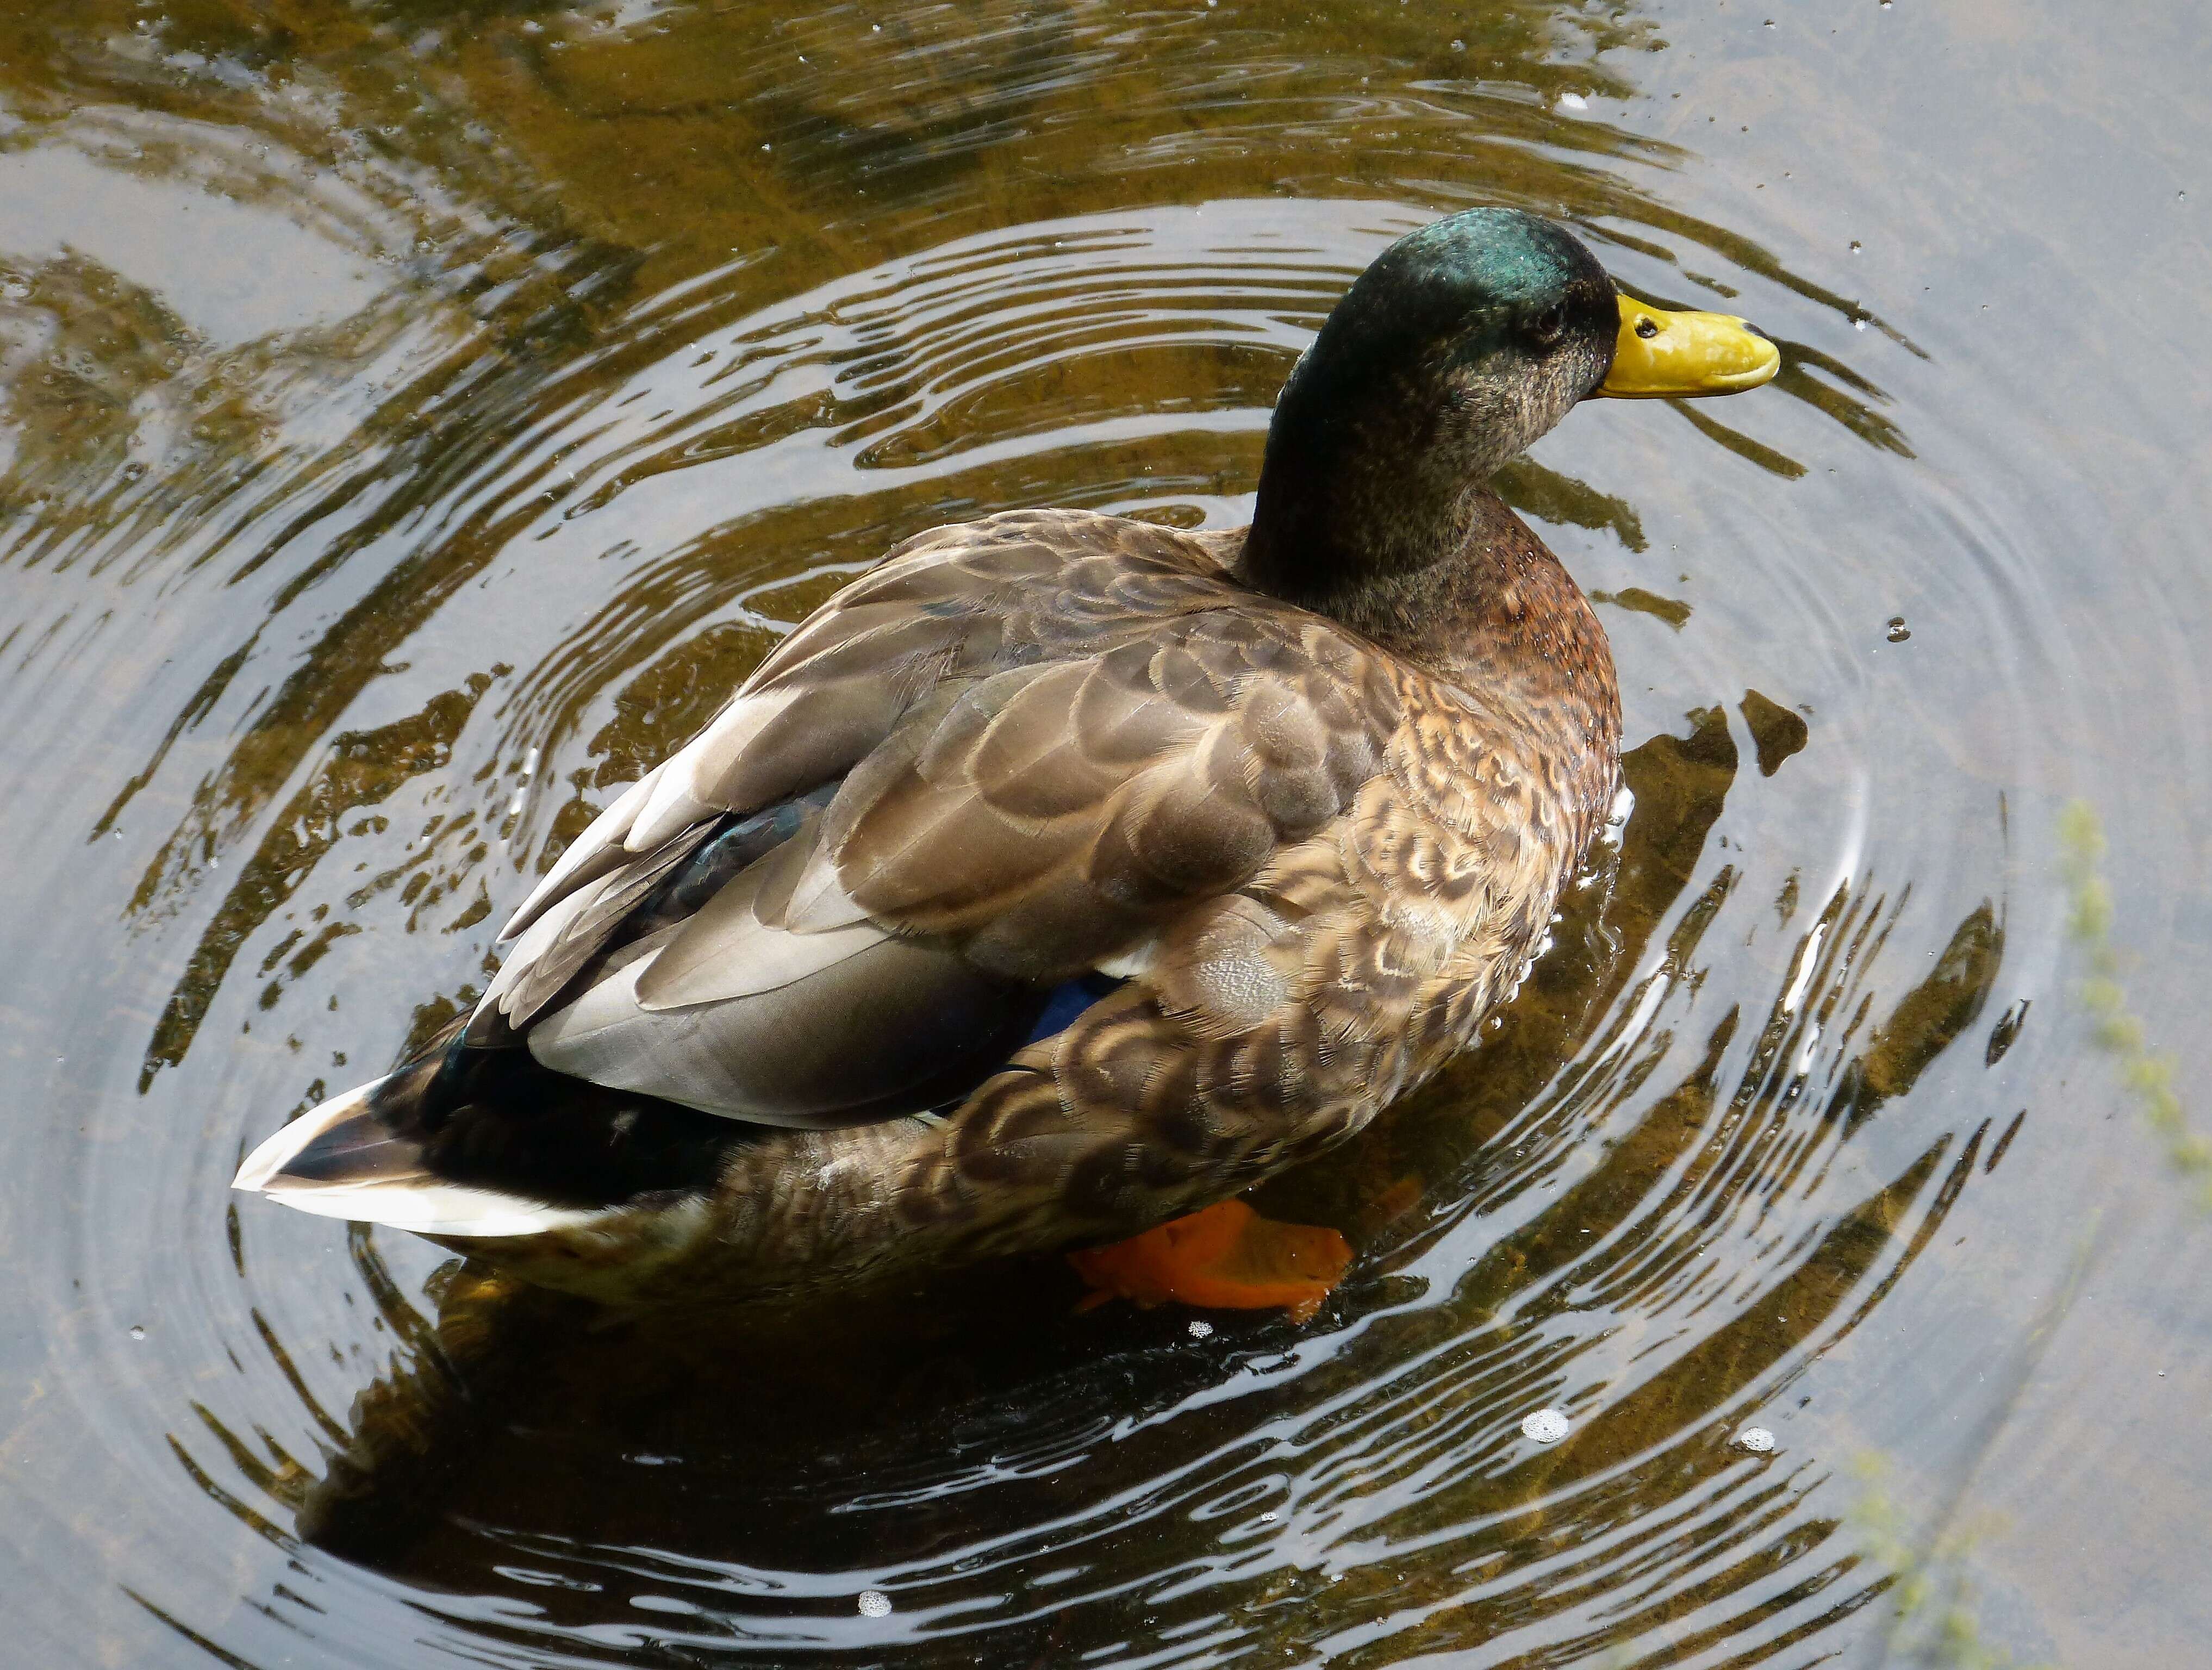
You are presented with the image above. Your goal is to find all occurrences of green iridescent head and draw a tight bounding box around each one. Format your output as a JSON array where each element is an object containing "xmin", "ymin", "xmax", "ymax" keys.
[
  {"xmin": 1245, "ymin": 210, "xmax": 1617, "ymax": 589},
  {"xmin": 1289, "ymin": 208, "xmax": 1624, "ymax": 468},
  {"xmin": 1243, "ymin": 208, "xmax": 1775, "ymax": 604}
]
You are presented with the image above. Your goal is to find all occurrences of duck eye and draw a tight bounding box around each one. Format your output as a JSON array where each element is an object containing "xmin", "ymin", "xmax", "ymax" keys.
[
  {"xmin": 1634, "ymin": 315, "xmax": 1660, "ymax": 340},
  {"xmin": 1532, "ymin": 303, "xmax": 1567, "ymax": 347}
]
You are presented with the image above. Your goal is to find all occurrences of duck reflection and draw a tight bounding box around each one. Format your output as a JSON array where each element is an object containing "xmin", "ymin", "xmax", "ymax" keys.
[
  {"xmin": 0, "ymin": 1, "xmax": 1997, "ymax": 1664},
  {"xmin": 175, "ymin": 702, "xmax": 2007, "ymax": 1666}
]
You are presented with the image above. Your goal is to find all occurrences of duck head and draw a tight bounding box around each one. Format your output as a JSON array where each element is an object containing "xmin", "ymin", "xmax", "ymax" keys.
[{"xmin": 1241, "ymin": 207, "xmax": 1777, "ymax": 607}]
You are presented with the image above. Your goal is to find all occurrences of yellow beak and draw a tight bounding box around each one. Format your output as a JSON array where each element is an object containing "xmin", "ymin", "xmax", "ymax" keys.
[{"xmin": 1596, "ymin": 294, "xmax": 1780, "ymax": 398}]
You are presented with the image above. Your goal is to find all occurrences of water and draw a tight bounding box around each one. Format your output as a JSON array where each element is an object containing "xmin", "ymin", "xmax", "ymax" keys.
[{"xmin": 2, "ymin": 2, "xmax": 2208, "ymax": 1664}]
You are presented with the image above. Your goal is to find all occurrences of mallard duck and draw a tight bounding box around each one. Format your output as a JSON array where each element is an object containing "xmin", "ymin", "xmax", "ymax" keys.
[{"xmin": 235, "ymin": 209, "xmax": 1775, "ymax": 1313}]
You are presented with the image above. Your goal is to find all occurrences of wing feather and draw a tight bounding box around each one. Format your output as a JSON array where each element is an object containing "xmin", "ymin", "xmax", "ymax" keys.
[
  {"xmin": 492, "ymin": 828, "xmax": 705, "ymax": 1026},
  {"xmin": 807, "ymin": 604, "xmax": 1397, "ymax": 980},
  {"xmin": 633, "ymin": 822, "xmax": 883, "ymax": 1010},
  {"xmin": 526, "ymin": 926, "xmax": 1042, "ymax": 1126},
  {"xmin": 483, "ymin": 511, "xmax": 1402, "ymax": 1127},
  {"xmin": 498, "ymin": 765, "xmax": 665, "ymax": 944}
]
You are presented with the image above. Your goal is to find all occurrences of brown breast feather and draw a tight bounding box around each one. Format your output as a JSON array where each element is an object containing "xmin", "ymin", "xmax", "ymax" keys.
[
  {"xmin": 479, "ymin": 508, "xmax": 1614, "ymax": 1260},
  {"xmin": 496, "ymin": 510, "xmax": 1401, "ymax": 1017},
  {"xmin": 899, "ymin": 655, "xmax": 1599, "ymax": 1258}
]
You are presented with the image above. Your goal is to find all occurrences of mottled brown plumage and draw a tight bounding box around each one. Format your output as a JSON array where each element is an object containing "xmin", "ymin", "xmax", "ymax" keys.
[
  {"xmin": 441, "ymin": 495, "xmax": 1618, "ymax": 1304},
  {"xmin": 234, "ymin": 208, "xmax": 1775, "ymax": 1310}
]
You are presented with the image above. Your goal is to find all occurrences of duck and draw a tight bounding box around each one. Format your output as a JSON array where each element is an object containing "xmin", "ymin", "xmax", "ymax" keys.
[{"xmin": 234, "ymin": 209, "xmax": 1776, "ymax": 1315}]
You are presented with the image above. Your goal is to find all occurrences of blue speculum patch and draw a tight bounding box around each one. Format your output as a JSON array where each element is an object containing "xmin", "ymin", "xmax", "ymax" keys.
[{"xmin": 1019, "ymin": 970, "xmax": 1126, "ymax": 1050}]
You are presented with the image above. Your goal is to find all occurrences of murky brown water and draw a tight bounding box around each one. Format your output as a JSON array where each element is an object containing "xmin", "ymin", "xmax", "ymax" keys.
[{"xmin": 4, "ymin": 1, "xmax": 2210, "ymax": 1664}]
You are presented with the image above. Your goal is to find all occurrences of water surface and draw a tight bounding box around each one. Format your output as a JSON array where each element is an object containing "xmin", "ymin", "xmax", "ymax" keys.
[{"xmin": 3, "ymin": 1, "xmax": 2209, "ymax": 1665}]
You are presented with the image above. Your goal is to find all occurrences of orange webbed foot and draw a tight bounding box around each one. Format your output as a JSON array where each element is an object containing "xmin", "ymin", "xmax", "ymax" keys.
[{"xmin": 1068, "ymin": 1200, "xmax": 1352, "ymax": 1324}]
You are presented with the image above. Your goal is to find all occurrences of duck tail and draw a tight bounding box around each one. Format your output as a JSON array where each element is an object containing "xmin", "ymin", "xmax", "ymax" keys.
[
  {"xmin": 234, "ymin": 1073, "xmax": 406, "ymax": 1195},
  {"xmin": 232, "ymin": 1064, "xmax": 611, "ymax": 1239}
]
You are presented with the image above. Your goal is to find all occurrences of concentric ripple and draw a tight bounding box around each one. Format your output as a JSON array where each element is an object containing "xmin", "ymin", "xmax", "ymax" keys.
[{"xmin": 3, "ymin": 1, "xmax": 2209, "ymax": 1665}]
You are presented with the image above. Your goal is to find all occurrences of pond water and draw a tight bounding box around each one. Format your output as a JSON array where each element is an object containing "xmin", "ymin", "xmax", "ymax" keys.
[{"xmin": 3, "ymin": 2, "xmax": 2208, "ymax": 1665}]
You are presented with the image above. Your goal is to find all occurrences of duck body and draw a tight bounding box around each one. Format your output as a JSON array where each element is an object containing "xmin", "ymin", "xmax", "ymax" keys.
[{"xmin": 236, "ymin": 209, "xmax": 1775, "ymax": 1310}]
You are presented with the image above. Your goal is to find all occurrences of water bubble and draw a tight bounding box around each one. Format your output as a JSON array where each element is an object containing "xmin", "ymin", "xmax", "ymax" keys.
[
  {"xmin": 1521, "ymin": 1408, "xmax": 1569, "ymax": 1444},
  {"xmin": 1187, "ymin": 1319, "xmax": 1214, "ymax": 1339},
  {"xmin": 1735, "ymin": 1426, "xmax": 1776, "ymax": 1453},
  {"xmin": 1886, "ymin": 617, "xmax": 1911, "ymax": 642},
  {"xmin": 857, "ymin": 1590, "xmax": 892, "ymax": 1618},
  {"xmin": 128, "ymin": 1325, "xmax": 146, "ymax": 1341},
  {"xmin": 1449, "ymin": 39, "xmax": 1466, "ymax": 52}
]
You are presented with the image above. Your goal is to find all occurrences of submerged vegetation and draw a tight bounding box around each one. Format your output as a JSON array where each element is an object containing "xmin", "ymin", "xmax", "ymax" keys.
[
  {"xmin": 2060, "ymin": 801, "xmax": 2212, "ymax": 1208},
  {"xmin": 1839, "ymin": 800, "xmax": 2212, "ymax": 1670},
  {"xmin": 1851, "ymin": 1457, "xmax": 2057, "ymax": 1670}
]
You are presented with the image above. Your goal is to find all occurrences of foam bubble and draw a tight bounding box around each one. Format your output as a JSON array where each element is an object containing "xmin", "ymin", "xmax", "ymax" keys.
[{"xmin": 1522, "ymin": 1409, "xmax": 1569, "ymax": 1444}]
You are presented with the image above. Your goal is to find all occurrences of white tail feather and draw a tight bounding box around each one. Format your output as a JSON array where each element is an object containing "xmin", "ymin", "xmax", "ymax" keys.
[
  {"xmin": 233, "ymin": 1077, "xmax": 385, "ymax": 1192},
  {"xmin": 232, "ymin": 1077, "xmax": 612, "ymax": 1239},
  {"xmin": 246, "ymin": 1177, "xmax": 610, "ymax": 1238}
]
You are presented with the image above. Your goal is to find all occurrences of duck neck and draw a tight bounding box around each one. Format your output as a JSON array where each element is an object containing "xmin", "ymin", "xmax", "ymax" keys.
[
  {"xmin": 1237, "ymin": 481, "xmax": 1619, "ymax": 768},
  {"xmin": 1236, "ymin": 402, "xmax": 1556, "ymax": 666},
  {"xmin": 1242, "ymin": 475, "xmax": 1537, "ymax": 652},
  {"xmin": 1238, "ymin": 403, "xmax": 1513, "ymax": 644}
]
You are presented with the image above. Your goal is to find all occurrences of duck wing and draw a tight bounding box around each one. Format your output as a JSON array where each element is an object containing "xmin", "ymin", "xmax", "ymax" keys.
[
  {"xmin": 497, "ymin": 512, "xmax": 1237, "ymax": 946},
  {"xmin": 491, "ymin": 510, "xmax": 1400, "ymax": 1129}
]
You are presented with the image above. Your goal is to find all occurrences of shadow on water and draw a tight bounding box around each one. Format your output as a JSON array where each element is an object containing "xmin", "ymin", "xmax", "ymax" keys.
[
  {"xmin": 166, "ymin": 707, "xmax": 2007, "ymax": 1665},
  {"xmin": 2, "ymin": 0, "xmax": 2127, "ymax": 1665}
]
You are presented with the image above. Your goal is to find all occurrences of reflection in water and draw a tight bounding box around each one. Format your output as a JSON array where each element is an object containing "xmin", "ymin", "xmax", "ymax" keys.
[
  {"xmin": 4, "ymin": 0, "xmax": 2195, "ymax": 1665},
  {"xmin": 165, "ymin": 710, "xmax": 2008, "ymax": 1667}
]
